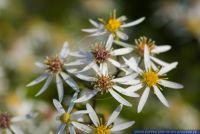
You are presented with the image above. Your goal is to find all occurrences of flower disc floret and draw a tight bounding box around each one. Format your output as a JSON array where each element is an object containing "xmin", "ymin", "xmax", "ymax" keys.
[
  {"xmin": 135, "ymin": 36, "xmax": 155, "ymax": 56},
  {"xmin": 105, "ymin": 19, "xmax": 122, "ymax": 33},
  {"xmin": 143, "ymin": 71, "xmax": 159, "ymax": 87},
  {"xmin": 44, "ymin": 56, "xmax": 64, "ymax": 73},
  {"xmin": 60, "ymin": 112, "xmax": 71, "ymax": 124},
  {"xmin": 92, "ymin": 44, "xmax": 111, "ymax": 63},
  {"xmin": 94, "ymin": 75, "xmax": 114, "ymax": 92},
  {"xmin": 95, "ymin": 125, "xmax": 110, "ymax": 134}
]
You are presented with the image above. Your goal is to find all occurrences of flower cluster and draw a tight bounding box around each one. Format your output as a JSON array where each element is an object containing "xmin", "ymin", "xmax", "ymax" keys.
[{"xmin": 26, "ymin": 10, "xmax": 183, "ymax": 134}]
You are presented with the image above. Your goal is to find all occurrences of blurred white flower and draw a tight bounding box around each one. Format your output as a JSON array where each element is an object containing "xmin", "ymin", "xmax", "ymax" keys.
[
  {"xmin": 82, "ymin": 10, "xmax": 145, "ymax": 41},
  {"xmin": 5, "ymin": 90, "xmax": 33, "ymax": 115},
  {"xmin": 53, "ymin": 93, "xmax": 88, "ymax": 134},
  {"xmin": 27, "ymin": 42, "xmax": 80, "ymax": 102},
  {"xmin": 74, "ymin": 64, "xmax": 139, "ymax": 107},
  {"xmin": 73, "ymin": 104, "xmax": 135, "ymax": 133},
  {"xmin": 0, "ymin": 112, "xmax": 37, "ymax": 134},
  {"xmin": 124, "ymin": 45, "xmax": 183, "ymax": 113}
]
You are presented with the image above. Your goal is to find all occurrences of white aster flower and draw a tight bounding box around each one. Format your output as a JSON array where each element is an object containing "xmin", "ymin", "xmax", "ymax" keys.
[
  {"xmin": 115, "ymin": 36, "xmax": 172, "ymax": 69},
  {"xmin": 73, "ymin": 104, "xmax": 135, "ymax": 134},
  {"xmin": 67, "ymin": 35, "xmax": 133, "ymax": 73},
  {"xmin": 82, "ymin": 10, "xmax": 145, "ymax": 41},
  {"xmin": 0, "ymin": 112, "xmax": 37, "ymax": 134},
  {"xmin": 53, "ymin": 92, "xmax": 88, "ymax": 134},
  {"xmin": 74, "ymin": 64, "xmax": 139, "ymax": 107},
  {"xmin": 27, "ymin": 42, "xmax": 80, "ymax": 102},
  {"xmin": 124, "ymin": 45, "xmax": 183, "ymax": 113}
]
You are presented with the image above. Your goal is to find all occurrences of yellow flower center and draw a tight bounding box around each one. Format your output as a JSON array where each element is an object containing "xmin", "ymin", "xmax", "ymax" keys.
[
  {"xmin": 60, "ymin": 112, "xmax": 70, "ymax": 124},
  {"xmin": 143, "ymin": 71, "xmax": 159, "ymax": 87},
  {"xmin": 105, "ymin": 19, "xmax": 122, "ymax": 33},
  {"xmin": 95, "ymin": 125, "xmax": 110, "ymax": 134}
]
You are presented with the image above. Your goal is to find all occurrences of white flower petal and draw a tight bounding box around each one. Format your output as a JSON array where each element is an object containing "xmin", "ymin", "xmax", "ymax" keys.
[
  {"xmin": 112, "ymin": 74, "xmax": 135, "ymax": 83},
  {"xmin": 86, "ymin": 103, "xmax": 100, "ymax": 127},
  {"xmin": 153, "ymin": 86, "xmax": 169, "ymax": 107},
  {"xmin": 114, "ymin": 40, "xmax": 133, "ymax": 48},
  {"xmin": 66, "ymin": 68, "xmax": 78, "ymax": 74},
  {"xmin": 117, "ymin": 15, "xmax": 127, "ymax": 21},
  {"xmin": 123, "ymin": 57, "xmax": 142, "ymax": 74},
  {"xmin": 69, "ymin": 51, "xmax": 88, "ymax": 58},
  {"xmin": 107, "ymin": 104, "xmax": 123, "ymax": 126},
  {"xmin": 65, "ymin": 60, "xmax": 86, "ymax": 66},
  {"xmin": 35, "ymin": 75, "xmax": 53, "ymax": 96},
  {"xmin": 89, "ymin": 31, "xmax": 106, "ymax": 37},
  {"xmin": 11, "ymin": 115, "xmax": 30, "ymax": 122},
  {"xmin": 56, "ymin": 75, "xmax": 64, "ymax": 102},
  {"xmin": 151, "ymin": 45, "xmax": 171, "ymax": 54},
  {"xmin": 68, "ymin": 125, "xmax": 76, "ymax": 134},
  {"xmin": 11, "ymin": 113, "xmax": 37, "ymax": 123},
  {"xmin": 137, "ymin": 87, "xmax": 150, "ymax": 113},
  {"xmin": 113, "ymin": 85, "xmax": 139, "ymax": 97},
  {"xmin": 35, "ymin": 62, "xmax": 47, "ymax": 69},
  {"xmin": 106, "ymin": 34, "xmax": 113, "ymax": 50},
  {"xmin": 144, "ymin": 45, "xmax": 151, "ymax": 71},
  {"xmin": 109, "ymin": 89, "xmax": 132, "ymax": 107},
  {"xmin": 108, "ymin": 58, "xmax": 121, "ymax": 68},
  {"xmin": 71, "ymin": 110, "xmax": 88, "ymax": 120},
  {"xmin": 71, "ymin": 122, "xmax": 92, "ymax": 133},
  {"xmin": 158, "ymin": 79, "xmax": 183, "ymax": 89},
  {"xmin": 89, "ymin": 19, "xmax": 99, "ymax": 27},
  {"xmin": 60, "ymin": 42, "xmax": 69, "ymax": 59},
  {"xmin": 110, "ymin": 47, "xmax": 133, "ymax": 56},
  {"xmin": 82, "ymin": 28, "xmax": 99, "ymax": 33},
  {"xmin": 77, "ymin": 61, "xmax": 95, "ymax": 73},
  {"xmin": 56, "ymin": 123, "xmax": 66, "ymax": 134},
  {"xmin": 100, "ymin": 63, "xmax": 108, "ymax": 75},
  {"xmin": 150, "ymin": 61, "xmax": 159, "ymax": 72},
  {"xmin": 150, "ymin": 56, "xmax": 169, "ymax": 66},
  {"xmin": 91, "ymin": 63, "xmax": 101, "ymax": 75},
  {"xmin": 116, "ymin": 31, "xmax": 128, "ymax": 40},
  {"xmin": 126, "ymin": 83, "xmax": 143, "ymax": 92},
  {"xmin": 158, "ymin": 62, "xmax": 178, "ymax": 75},
  {"xmin": 74, "ymin": 90, "xmax": 98, "ymax": 103},
  {"xmin": 67, "ymin": 92, "xmax": 78, "ymax": 113},
  {"xmin": 110, "ymin": 121, "xmax": 135, "ymax": 132},
  {"xmin": 119, "ymin": 79, "xmax": 141, "ymax": 85},
  {"xmin": 26, "ymin": 74, "xmax": 49, "ymax": 87},
  {"xmin": 53, "ymin": 99, "xmax": 65, "ymax": 114},
  {"xmin": 121, "ymin": 17, "xmax": 145, "ymax": 28},
  {"xmin": 74, "ymin": 74, "xmax": 97, "ymax": 81},
  {"xmin": 10, "ymin": 125, "xmax": 24, "ymax": 134},
  {"xmin": 121, "ymin": 67, "xmax": 133, "ymax": 75},
  {"xmin": 60, "ymin": 72, "xmax": 79, "ymax": 92},
  {"xmin": 10, "ymin": 116, "xmax": 23, "ymax": 123}
]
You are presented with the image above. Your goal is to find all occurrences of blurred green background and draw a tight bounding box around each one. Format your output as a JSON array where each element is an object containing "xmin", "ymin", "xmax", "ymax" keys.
[{"xmin": 0, "ymin": 0, "xmax": 200, "ymax": 133}]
